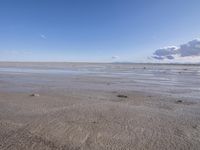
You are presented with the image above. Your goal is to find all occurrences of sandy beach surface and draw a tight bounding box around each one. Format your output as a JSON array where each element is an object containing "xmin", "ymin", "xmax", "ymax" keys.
[{"xmin": 0, "ymin": 62, "xmax": 200, "ymax": 150}]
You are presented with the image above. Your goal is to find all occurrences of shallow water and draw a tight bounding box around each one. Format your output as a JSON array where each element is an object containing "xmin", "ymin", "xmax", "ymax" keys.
[{"xmin": 0, "ymin": 63, "xmax": 200, "ymax": 99}]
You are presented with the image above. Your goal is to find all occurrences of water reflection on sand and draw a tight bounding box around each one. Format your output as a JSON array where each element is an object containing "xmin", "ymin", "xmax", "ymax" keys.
[{"xmin": 0, "ymin": 63, "xmax": 199, "ymax": 99}]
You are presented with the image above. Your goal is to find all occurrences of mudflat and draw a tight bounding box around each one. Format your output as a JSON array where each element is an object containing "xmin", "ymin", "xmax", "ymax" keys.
[{"xmin": 0, "ymin": 62, "xmax": 200, "ymax": 150}]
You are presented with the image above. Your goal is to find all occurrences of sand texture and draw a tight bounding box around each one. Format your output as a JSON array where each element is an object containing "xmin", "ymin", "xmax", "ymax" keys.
[{"xmin": 0, "ymin": 63, "xmax": 200, "ymax": 150}]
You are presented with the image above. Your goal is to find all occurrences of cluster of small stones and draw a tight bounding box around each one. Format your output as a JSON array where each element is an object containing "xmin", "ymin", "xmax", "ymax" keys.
[{"xmin": 30, "ymin": 93, "xmax": 40, "ymax": 97}]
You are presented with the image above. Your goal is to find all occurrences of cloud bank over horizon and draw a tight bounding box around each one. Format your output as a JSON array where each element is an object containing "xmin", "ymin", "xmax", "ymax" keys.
[{"xmin": 152, "ymin": 39, "xmax": 200, "ymax": 63}]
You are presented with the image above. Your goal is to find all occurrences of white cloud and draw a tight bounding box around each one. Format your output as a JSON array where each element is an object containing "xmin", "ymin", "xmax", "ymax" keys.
[
  {"xmin": 152, "ymin": 39, "xmax": 200, "ymax": 63},
  {"xmin": 112, "ymin": 56, "xmax": 120, "ymax": 59},
  {"xmin": 40, "ymin": 34, "xmax": 47, "ymax": 39}
]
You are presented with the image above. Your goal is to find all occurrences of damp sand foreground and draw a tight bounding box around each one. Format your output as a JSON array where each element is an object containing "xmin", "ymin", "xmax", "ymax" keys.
[{"xmin": 0, "ymin": 62, "xmax": 200, "ymax": 150}]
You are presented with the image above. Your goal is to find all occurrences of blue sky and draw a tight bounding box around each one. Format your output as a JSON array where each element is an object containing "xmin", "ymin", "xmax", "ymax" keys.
[{"xmin": 0, "ymin": 0, "xmax": 200, "ymax": 62}]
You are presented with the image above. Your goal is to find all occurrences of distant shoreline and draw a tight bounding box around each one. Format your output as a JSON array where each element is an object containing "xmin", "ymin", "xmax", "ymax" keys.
[{"xmin": 0, "ymin": 61, "xmax": 199, "ymax": 66}]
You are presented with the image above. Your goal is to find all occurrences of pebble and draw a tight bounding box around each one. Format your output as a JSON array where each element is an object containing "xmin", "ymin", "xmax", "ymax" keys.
[
  {"xmin": 117, "ymin": 94, "xmax": 128, "ymax": 98},
  {"xmin": 30, "ymin": 93, "xmax": 40, "ymax": 97},
  {"xmin": 176, "ymin": 100, "xmax": 183, "ymax": 103}
]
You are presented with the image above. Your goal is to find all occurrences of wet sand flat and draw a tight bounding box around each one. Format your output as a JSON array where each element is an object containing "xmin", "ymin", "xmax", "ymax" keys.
[{"xmin": 0, "ymin": 62, "xmax": 200, "ymax": 150}]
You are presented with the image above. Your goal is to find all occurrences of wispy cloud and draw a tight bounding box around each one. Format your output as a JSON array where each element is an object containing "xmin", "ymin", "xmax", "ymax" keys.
[
  {"xmin": 40, "ymin": 34, "xmax": 47, "ymax": 39},
  {"xmin": 112, "ymin": 56, "xmax": 120, "ymax": 59}
]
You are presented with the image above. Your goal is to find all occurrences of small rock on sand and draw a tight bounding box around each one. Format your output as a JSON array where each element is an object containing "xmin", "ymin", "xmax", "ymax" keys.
[
  {"xmin": 176, "ymin": 100, "xmax": 183, "ymax": 103},
  {"xmin": 117, "ymin": 94, "xmax": 128, "ymax": 98},
  {"xmin": 30, "ymin": 93, "xmax": 40, "ymax": 97}
]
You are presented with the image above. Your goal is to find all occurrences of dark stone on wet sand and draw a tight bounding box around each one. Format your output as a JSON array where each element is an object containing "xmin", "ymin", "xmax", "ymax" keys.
[
  {"xmin": 117, "ymin": 94, "xmax": 128, "ymax": 98},
  {"xmin": 30, "ymin": 93, "xmax": 40, "ymax": 97},
  {"xmin": 176, "ymin": 100, "xmax": 183, "ymax": 103}
]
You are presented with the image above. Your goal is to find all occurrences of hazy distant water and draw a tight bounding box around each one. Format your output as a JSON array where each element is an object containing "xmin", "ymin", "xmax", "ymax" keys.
[{"xmin": 0, "ymin": 63, "xmax": 200, "ymax": 99}]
